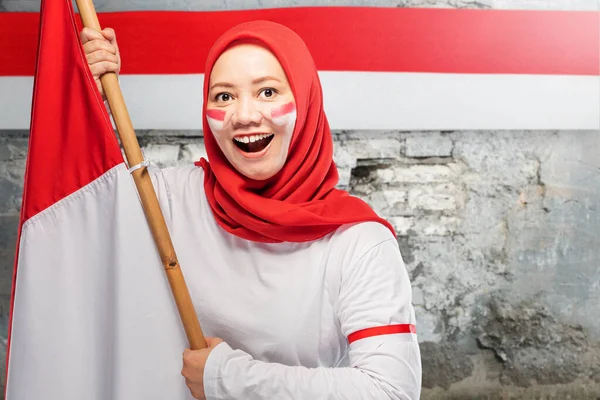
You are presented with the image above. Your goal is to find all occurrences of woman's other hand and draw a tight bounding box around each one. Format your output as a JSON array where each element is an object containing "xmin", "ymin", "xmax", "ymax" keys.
[
  {"xmin": 181, "ymin": 337, "xmax": 225, "ymax": 400},
  {"xmin": 80, "ymin": 27, "xmax": 120, "ymax": 98}
]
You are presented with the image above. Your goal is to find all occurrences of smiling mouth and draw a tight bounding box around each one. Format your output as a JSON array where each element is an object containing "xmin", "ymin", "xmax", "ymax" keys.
[{"xmin": 233, "ymin": 133, "xmax": 275, "ymax": 153}]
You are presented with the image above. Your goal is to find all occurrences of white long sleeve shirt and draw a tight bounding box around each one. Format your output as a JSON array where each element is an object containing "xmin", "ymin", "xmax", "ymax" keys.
[{"xmin": 151, "ymin": 165, "xmax": 422, "ymax": 399}]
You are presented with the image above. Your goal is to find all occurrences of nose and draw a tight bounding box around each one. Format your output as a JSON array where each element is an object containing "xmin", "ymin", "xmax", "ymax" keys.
[{"xmin": 231, "ymin": 96, "xmax": 262, "ymax": 127}]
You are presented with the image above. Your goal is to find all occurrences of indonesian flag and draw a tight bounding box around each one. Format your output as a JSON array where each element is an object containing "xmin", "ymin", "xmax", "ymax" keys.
[
  {"xmin": 0, "ymin": 6, "xmax": 598, "ymax": 130},
  {"xmin": 4, "ymin": 1, "xmax": 193, "ymax": 398}
]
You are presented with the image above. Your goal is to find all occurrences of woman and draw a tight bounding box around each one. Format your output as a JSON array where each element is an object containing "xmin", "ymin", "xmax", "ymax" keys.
[{"xmin": 81, "ymin": 20, "xmax": 422, "ymax": 400}]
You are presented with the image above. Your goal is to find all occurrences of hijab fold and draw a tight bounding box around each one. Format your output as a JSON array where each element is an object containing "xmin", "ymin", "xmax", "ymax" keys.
[{"xmin": 196, "ymin": 21, "xmax": 395, "ymax": 243}]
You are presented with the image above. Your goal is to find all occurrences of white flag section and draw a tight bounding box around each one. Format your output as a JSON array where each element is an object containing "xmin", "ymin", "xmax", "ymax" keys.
[{"xmin": 7, "ymin": 165, "xmax": 193, "ymax": 399}]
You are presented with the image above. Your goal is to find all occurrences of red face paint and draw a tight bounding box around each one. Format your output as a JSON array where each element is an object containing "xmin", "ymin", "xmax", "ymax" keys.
[{"xmin": 206, "ymin": 109, "xmax": 226, "ymax": 121}]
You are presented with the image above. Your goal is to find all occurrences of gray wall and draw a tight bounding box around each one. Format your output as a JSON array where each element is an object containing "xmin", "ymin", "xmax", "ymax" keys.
[{"xmin": 1, "ymin": 0, "xmax": 599, "ymax": 398}]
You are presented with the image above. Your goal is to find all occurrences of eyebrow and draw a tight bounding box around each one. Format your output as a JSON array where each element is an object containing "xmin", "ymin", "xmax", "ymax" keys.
[
  {"xmin": 209, "ymin": 76, "xmax": 282, "ymax": 92},
  {"xmin": 252, "ymin": 76, "xmax": 281, "ymax": 85},
  {"xmin": 209, "ymin": 82, "xmax": 235, "ymax": 91}
]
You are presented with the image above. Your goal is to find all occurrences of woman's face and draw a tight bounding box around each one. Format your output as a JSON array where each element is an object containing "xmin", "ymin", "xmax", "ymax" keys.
[{"xmin": 206, "ymin": 44, "xmax": 296, "ymax": 181}]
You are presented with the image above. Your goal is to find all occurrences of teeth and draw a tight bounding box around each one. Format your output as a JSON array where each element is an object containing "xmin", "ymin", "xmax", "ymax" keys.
[{"xmin": 234, "ymin": 133, "xmax": 274, "ymax": 143}]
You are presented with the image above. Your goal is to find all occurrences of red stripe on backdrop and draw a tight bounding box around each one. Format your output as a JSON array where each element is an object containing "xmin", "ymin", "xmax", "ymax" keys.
[
  {"xmin": 348, "ymin": 324, "xmax": 417, "ymax": 344},
  {"xmin": 0, "ymin": 8, "xmax": 598, "ymax": 76}
]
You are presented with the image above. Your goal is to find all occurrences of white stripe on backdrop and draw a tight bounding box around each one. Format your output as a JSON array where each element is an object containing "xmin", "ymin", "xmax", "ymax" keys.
[{"xmin": 1, "ymin": 73, "xmax": 598, "ymax": 130}]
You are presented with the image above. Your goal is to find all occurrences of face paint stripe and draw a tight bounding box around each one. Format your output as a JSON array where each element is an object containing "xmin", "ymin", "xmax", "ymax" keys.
[
  {"xmin": 271, "ymin": 101, "xmax": 296, "ymax": 119},
  {"xmin": 206, "ymin": 116, "xmax": 224, "ymax": 132},
  {"xmin": 272, "ymin": 110, "xmax": 297, "ymax": 127},
  {"xmin": 206, "ymin": 109, "xmax": 226, "ymax": 121}
]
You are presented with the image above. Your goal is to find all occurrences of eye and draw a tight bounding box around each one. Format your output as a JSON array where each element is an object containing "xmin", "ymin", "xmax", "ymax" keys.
[
  {"xmin": 259, "ymin": 88, "xmax": 278, "ymax": 99},
  {"xmin": 215, "ymin": 92, "xmax": 232, "ymax": 102}
]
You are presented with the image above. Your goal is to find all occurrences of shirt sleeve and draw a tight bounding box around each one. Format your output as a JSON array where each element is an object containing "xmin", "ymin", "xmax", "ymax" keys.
[{"xmin": 203, "ymin": 238, "xmax": 422, "ymax": 400}]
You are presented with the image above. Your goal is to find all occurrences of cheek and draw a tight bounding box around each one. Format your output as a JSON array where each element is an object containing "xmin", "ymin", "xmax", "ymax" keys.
[
  {"xmin": 206, "ymin": 109, "xmax": 227, "ymax": 136},
  {"xmin": 269, "ymin": 101, "xmax": 297, "ymax": 137}
]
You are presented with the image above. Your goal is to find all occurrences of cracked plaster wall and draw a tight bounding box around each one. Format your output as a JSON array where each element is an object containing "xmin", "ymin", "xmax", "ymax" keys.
[{"xmin": 1, "ymin": 0, "xmax": 599, "ymax": 397}]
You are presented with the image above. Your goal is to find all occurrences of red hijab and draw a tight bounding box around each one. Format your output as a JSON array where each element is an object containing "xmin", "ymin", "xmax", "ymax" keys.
[{"xmin": 196, "ymin": 20, "xmax": 395, "ymax": 243}]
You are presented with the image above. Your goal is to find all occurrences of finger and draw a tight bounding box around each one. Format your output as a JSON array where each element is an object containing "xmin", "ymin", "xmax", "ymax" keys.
[
  {"xmin": 79, "ymin": 27, "xmax": 105, "ymax": 45},
  {"xmin": 205, "ymin": 337, "xmax": 224, "ymax": 347},
  {"xmin": 89, "ymin": 61, "xmax": 120, "ymax": 77},
  {"xmin": 102, "ymin": 28, "xmax": 120, "ymax": 56},
  {"xmin": 101, "ymin": 27, "xmax": 116, "ymax": 41},
  {"xmin": 83, "ymin": 40, "xmax": 117, "ymax": 56},
  {"xmin": 86, "ymin": 49, "xmax": 119, "ymax": 65},
  {"xmin": 191, "ymin": 390, "xmax": 202, "ymax": 399},
  {"xmin": 182, "ymin": 348, "xmax": 195, "ymax": 365}
]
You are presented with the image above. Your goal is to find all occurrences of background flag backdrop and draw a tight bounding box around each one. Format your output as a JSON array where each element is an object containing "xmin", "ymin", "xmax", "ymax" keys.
[{"xmin": 0, "ymin": 7, "xmax": 598, "ymax": 131}]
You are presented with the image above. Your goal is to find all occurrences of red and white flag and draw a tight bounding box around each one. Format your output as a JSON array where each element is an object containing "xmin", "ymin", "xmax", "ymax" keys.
[
  {"xmin": 0, "ymin": 6, "xmax": 598, "ymax": 130},
  {"xmin": 4, "ymin": 1, "xmax": 193, "ymax": 398}
]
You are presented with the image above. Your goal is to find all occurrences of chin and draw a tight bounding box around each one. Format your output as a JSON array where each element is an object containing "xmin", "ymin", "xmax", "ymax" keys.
[{"xmin": 238, "ymin": 166, "xmax": 280, "ymax": 181}]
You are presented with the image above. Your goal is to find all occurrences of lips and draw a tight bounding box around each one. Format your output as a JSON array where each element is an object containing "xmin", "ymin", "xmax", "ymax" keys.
[{"xmin": 232, "ymin": 133, "xmax": 275, "ymax": 153}]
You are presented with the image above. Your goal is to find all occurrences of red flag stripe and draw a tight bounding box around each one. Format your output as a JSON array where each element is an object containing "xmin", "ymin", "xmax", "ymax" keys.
[
  {"xmin": 0, "ymin": 8, "xmax": 597, "ymax": 76},
  {"xmin": 348, "ymin": 324, "xmax": 417, "ymax": 344},
  {"xmin": 18, "ymin": 3, "xmax": 123, "ymax": 223}
]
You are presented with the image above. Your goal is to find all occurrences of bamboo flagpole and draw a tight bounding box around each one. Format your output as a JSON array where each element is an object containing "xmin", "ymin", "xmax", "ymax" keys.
[{"xmin": 74, "ymin": 0, "xmax": 207, "ymax": 350}]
